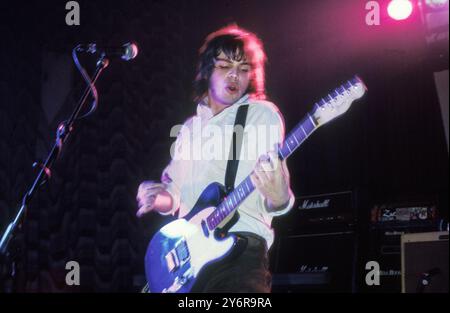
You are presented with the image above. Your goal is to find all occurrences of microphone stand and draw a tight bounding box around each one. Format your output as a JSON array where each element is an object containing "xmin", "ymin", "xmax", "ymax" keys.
[{"xmin": 0, "ymin": 54, "xmax": 110, "ymax": 289}]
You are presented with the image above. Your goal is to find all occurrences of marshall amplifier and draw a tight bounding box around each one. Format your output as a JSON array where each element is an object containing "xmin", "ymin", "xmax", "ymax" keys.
[
  {"xmin": 272, "ymin": 191, "xmax": 356, "ymax": 235},
  {"xmin": 271, "ymin": 231, "xmax": 358, "ymax": 293}
]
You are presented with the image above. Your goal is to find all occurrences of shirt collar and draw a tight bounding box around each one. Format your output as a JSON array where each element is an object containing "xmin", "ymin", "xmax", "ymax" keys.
[{"xmin": 196, "ymin": 94, "xmax": 250, "ymax": 120}]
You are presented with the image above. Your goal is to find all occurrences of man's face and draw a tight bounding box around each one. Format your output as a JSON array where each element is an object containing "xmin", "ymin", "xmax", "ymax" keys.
[{"xmin": 208, "ymin": 51, "xmax": 252, "ymax": 107}]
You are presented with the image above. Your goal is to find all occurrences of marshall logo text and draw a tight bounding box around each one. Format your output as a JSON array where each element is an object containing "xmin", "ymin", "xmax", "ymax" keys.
[{"xmin": 300, "ymin": 199, "xmax": 331, "ymax": 210}]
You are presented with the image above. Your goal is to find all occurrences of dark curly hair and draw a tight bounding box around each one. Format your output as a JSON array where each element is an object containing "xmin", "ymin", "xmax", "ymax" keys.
[{"xmin": 193, "ymin": 24, "xmax": 267, "ymax": 103}]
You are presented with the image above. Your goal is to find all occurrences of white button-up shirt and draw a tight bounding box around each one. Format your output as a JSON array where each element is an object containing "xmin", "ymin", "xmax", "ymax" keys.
[{"xmin": 161, "ymin": 95, "xmax": 295, "ymax": 248}]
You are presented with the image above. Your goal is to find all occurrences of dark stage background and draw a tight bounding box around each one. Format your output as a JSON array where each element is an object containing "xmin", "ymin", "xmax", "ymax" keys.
[{"xmin": 0, "ymin": 0, "xmax": 448, "ymax": 292}]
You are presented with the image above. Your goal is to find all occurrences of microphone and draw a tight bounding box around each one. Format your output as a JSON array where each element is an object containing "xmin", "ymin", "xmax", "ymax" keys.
[{"xmin": 77, "ymin": 42, "xmax": 139, "ymax": 61}]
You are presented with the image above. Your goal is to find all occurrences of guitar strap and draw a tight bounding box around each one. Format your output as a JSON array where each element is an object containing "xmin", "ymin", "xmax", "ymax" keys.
[
  {"xmin": 216, "ymin": 104, "xmax": 249, "ymax": 238},
  {"xmin": 225, "ymin": 104, "xmax": 249, "ymax": 193}
]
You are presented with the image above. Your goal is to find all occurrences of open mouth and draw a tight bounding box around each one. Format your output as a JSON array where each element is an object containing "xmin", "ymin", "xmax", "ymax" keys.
[{"xmin": 226, "ymin": 84, "xmax": 238, "ymax": 94}]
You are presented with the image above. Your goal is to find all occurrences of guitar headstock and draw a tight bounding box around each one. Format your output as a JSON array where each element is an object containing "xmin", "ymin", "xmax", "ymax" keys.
[{"xmin": 312, "ymin": 75, "xmax": 367, "ymax": 127}]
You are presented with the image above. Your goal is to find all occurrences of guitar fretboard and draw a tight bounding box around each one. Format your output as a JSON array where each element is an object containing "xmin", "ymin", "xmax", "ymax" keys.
[{"xmin": 206, "ymin": 114, "xmax": 318, "ymax": 231}]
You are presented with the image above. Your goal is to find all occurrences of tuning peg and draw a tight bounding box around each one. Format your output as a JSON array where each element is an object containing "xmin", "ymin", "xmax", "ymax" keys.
[
  {"xmin": 351, "ymin": 76, "xmax": 362, "ymax": 86},
  {"xmin": 354, "ymin": 75, "xmax": 368, "ymax": 91}
]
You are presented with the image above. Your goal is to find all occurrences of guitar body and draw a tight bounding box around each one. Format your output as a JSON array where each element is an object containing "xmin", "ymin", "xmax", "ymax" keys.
[{"xmin": 145, "ymin": 182, "xmax": 242, "ymax": 293}]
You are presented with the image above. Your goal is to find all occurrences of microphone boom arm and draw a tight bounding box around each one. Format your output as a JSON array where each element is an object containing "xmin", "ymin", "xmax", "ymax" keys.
[{"xmin": 0, "ymin": 54, "xmax": 109, "ymax": 256}]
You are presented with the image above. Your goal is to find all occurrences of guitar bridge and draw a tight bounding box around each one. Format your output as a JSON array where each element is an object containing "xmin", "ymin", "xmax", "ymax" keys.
[{"xmin": 162, "ymin": 268, "xmax": 193, "ymax": 293}]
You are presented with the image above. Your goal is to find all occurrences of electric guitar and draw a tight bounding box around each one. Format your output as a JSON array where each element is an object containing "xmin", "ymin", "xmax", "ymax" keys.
[{"xmin": 144, "ymin": 76, "xmax": 367, "ymax": 293}]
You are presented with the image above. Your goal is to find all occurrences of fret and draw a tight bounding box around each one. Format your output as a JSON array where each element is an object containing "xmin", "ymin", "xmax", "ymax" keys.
[
  {"xmin": 239, "ymin": 186, "xmax": 245, "ymax": 198},
  {"xmin": 229, "ymin": 194, "xmax": 234, "ymax": 208},
  {"xmin": 300, "ymin": 125, "xmax": 308, "ymax": 137},
  {"xmin": 245, "ymin": 178, "xmax": 253, "ymax": 193},
  {"xmin": 232, "ymin": 193, "xmax": 238, "ymax": 206},
  {"xmin": 280, "ymin": 147, "xmax": 286, "ymax": 158},
  {"xmin": 291, "ymin": 132, "xmax": 300, "ymax": 145},
  {"xmin": 215, "ymin": 207, "xmax": 220, "ymax": 223},
  {"xmin": 218, "ymin": 206, "xmax": 224, "ymax": 220},
  {"xmin": 248, "ymin": 177, "xmax": 254, "ymax": 190},
  {"xmin": 230, "ymin": 192, "xmax": 236, "ymax": 206},
  {"xmin": 294, "ymin": 127, "xmax": 306, "ymax": 142},
  {"xmin": 222, "ymin": 205, "xmax": 230, "ymax": 218},
  {"xmin": 285, "ymin": 141, "xmax": 292, "ymax": 153},
  {"xmin": 227, "ymin": 198, "xmax": 233, "ymax": 211},
  {"xmin": 207, "ymin": 216, "xmax": 212, "ymax": 229},
  {"xmin": 303, "ymin": 116, "xmax": 316, "ymax": 134},
  {"xmin": 224, "ymin": 203, "xmax": 230, "ymax": 215},
  {"xmin": 221, "ymin": 201, "xmax": 227, "ymax": 214},
  {"xmin": 243, "ymin": 180, "xmax": 249, "ymax": 194},
  {"xmin": 283, "ymin": 131, "xmax": 300, "ymax": 155},
  {"xmin": 221, "ymin": 204, "xmax": 227, "ymax": 217},
  {"xmin": 308, "ymin": 114, "xmax": 317, "ymax": 128},
  {"xmin": 223, "ymin": 198, "xmax": 228, "ymax": 210},
  {"xmin": 279, "ymin": 146, "xmax": 288, "ymax": 160},
  {"xmin": 234, "ymin": 190, "xmax": 240, "ymax": 203}
]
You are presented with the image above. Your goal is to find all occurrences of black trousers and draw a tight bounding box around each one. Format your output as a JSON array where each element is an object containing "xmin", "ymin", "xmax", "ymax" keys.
[{"xmin": 194, "ymin": 231, "xmax": 272, "ymax": 293}]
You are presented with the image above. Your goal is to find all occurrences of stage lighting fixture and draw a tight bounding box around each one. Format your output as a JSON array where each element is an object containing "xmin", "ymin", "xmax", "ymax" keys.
[{"xmin": 388, "ymin": 0, "xmax": 414, "ymax": 20}]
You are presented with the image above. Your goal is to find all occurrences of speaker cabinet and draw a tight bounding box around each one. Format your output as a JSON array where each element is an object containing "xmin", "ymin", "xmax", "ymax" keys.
[
  {"xmin": 271, "ymin": 232, "xmax": 357, "ymax": 292},
  {"xmin": 362, "ymin": 229, "xmax": 403, "ymax": 293},
  {"xmin": 401, "ymin": 231, "xmax": 449, "ymax": 293}
]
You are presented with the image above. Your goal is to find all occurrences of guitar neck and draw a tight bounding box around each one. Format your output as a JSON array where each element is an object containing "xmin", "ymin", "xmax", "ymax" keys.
[
  {"xmin": 205, "ymin": 75, "xmax": 367, "ymax": 231},
  {"xmin": 206, "ymin": 112, "xmax": 319, "ymax": 231},
  {"xmin": 278, "ymin": 113, "xmax": 318, "ymax": 160}
]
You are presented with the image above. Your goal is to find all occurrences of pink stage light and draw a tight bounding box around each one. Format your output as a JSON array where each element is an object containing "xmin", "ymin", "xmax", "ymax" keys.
[{"xmin": 387, "ymin": 0, "xmax": 414, "ymax": 20}]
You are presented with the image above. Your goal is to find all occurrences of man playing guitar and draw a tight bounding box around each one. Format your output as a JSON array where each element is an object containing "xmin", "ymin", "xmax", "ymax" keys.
[{"xmin": 136, "ymin": 24, "xmax": 295, "ymax": 293}]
